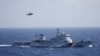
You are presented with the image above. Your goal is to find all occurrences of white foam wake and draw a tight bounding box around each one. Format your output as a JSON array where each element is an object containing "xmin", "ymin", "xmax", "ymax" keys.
[
  {"xmin": 19, "ymin": 46, "xmax": 30, "ymax": 48},
  {"xmin": 88, "ymin": 44, "xmax": 93, "ymax": 48},
  {"xmin": 0, "ymin": 44, "xmax": 12, "ymax": 47}
]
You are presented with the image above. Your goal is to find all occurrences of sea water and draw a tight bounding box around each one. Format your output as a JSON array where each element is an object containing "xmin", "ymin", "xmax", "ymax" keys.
[{"xmin": 0, "ymin": 28, "xmax": 100, "ymax": 56}]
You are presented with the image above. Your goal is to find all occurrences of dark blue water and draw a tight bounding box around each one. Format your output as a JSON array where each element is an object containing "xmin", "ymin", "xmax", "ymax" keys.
[{"xmin": 0, "ymin": 28, "xmax": 100, "ymax": 56}]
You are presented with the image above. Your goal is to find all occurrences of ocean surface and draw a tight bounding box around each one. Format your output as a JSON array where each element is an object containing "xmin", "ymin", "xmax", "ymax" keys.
[{"xmin": 0, "ymin": 28, "xmax": 100, "ymax": 56}]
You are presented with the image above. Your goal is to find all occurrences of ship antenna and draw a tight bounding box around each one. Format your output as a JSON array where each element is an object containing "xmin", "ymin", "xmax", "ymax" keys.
[
  {"xmin": 35, "ymin": 33, "xmax": 38, "ymax": 39},
  {"xmin": 57, "ymin": 28, "xmax": 60, "ymax": 37}
]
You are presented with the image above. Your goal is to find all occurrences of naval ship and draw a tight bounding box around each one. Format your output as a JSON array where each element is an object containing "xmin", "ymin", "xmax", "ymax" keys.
[{"xmin": 13, "ymin": 29, "xmax": 93, "ymax": 48}]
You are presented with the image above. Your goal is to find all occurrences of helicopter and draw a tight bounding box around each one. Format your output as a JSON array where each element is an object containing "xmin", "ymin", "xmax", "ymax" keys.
[{"xmin": 26, "ymin": 12, "xmax": 33, "ymax": 16}]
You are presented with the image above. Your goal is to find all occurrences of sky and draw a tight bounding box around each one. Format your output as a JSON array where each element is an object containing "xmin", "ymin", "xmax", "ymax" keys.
[{"xmin": 0, "ymin": 0, "xmax": 100, "ymax": 28}]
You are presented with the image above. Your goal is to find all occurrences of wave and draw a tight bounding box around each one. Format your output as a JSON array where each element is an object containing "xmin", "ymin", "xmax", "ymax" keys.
[
  {"xmin": 17, "ymin": 46, "xmax": 30, "ymax": 48},
  {"xmin": 0, "ymin": 44, "xmax": 12, "ymax": 47}
]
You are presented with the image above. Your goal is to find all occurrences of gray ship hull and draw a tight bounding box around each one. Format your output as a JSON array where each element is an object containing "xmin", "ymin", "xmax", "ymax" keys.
[{"xmin": 30, "ymin": 40, "xmax": 68, "ymax": 48}]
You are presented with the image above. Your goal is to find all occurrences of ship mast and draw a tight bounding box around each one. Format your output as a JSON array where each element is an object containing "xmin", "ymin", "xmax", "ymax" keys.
[{"xmin": 57, "ymin": 28, "xmax": 60, "ymax": 37}]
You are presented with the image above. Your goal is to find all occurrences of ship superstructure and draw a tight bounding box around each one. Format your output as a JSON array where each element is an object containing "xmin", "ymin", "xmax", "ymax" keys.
[{"xmin": 30, "ymin": 29, "xmax": 73, "ymax": 47}]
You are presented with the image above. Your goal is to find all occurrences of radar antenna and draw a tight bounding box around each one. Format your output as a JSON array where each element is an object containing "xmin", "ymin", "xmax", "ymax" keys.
[{"xmin": 57, "ymin": 28, "xmax": 60, "ymax": 37}]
